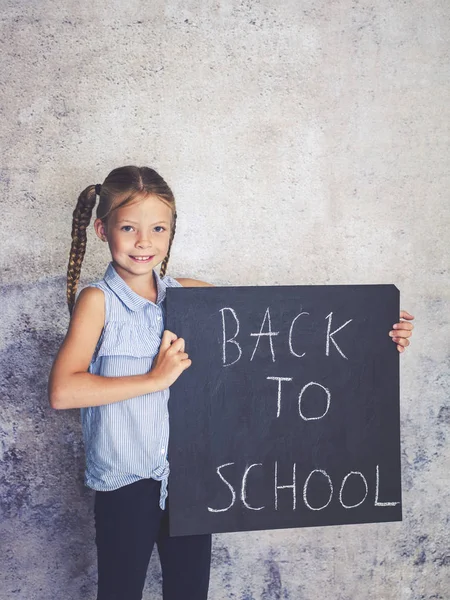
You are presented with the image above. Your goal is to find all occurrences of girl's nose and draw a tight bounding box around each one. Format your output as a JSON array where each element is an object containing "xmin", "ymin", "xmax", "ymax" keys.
[{"xmin": 136, "ymin": 236, "xmax": 152, "ymax": 248}]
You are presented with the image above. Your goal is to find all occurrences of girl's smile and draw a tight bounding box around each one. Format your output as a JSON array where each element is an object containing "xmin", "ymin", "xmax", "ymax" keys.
[{"xmin": 129, "ymin": 255, "xmax": 155, "ymax": 262}]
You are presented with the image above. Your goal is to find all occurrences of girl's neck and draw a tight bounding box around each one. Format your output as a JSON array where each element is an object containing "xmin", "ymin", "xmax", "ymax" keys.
[{"xmin": 112, "ymin": 261, "xmax": 158, "ymax": 303}]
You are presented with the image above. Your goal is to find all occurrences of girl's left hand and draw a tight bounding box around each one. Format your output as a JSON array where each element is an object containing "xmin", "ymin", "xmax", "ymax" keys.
[{"xmin": 389, "ymin": 310, "xmax": 415, "ymax": 353}]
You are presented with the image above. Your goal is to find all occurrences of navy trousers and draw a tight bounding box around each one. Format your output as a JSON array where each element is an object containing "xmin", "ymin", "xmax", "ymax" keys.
[{"xmin": 94, "ymin": 478, "xmax": 211, "ymax": 600}]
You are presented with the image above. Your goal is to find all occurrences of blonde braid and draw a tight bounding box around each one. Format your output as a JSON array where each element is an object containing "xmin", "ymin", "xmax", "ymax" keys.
[
  {"xmin": 66, "ymin": 185, "xmax": 98, "ymax": 316},
  {"xmin": 160, "ymin": 210, "xmax": 177, "ymax": 278}
]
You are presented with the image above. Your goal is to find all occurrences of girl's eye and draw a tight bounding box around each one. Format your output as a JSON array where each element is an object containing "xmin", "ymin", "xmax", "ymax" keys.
[{"xmin": 120, "ymin": 225, "xmax": 166, "ymax": 233}]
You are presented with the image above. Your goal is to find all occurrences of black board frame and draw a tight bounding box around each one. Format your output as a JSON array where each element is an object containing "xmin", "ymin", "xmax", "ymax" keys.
[{"xmin": 166, "ymin": 284, "xmax": 401, "ymax": 537}]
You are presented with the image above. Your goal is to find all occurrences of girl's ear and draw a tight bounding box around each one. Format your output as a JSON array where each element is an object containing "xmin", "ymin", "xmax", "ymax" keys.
[{"xmin": 94, "ymin": 218, "xmax": 108, "ymax": 242}]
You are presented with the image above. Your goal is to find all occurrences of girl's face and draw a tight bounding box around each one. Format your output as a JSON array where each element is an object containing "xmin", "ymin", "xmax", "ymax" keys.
[{"xmin": 94, "ymin": 194, "xmax": 173, "ymax": 280}]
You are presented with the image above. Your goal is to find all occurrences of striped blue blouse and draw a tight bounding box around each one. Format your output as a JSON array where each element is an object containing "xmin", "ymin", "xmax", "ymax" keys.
[{"xmin": 80, "ymin": 261, "xmax": 183, "ymax": 509}]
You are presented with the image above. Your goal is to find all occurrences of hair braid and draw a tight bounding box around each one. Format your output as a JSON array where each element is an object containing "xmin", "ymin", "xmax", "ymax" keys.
[
  {"xmin": 66, "ymin": 185, "xmax": 98, "ymax": 316},
  {"xmin": 159, "ymin": 211, "xmax": 177, "ymax": 278}
]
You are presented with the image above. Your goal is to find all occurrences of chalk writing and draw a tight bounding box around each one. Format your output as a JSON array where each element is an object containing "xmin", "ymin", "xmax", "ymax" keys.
[
  {"xmin": 207, "ymin": 464, "xmax": 399, "ymax": 514},
  {"xmin": 221, "ymin": 307, "xmax": 354, "ymax": 365}
]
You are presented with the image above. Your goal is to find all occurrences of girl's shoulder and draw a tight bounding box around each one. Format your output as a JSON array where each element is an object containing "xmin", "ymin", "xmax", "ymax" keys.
[
  {"xmin": 74, "ymin": 277, "xmax": 108, "ymax": 302},
  {"xmin": 72, "ymin": 280, "xmax": 109, "ymax": 326},
  {"xmin": 74, "ymin": 284, "xmax": 105, "ymax": 307},
  {"xmin": 173, "ymin": 278, "xmax": 214, "ymax": 287},
  {"xmin": 72, "ymin": 287, "xmax": 106, "ymax": 331}
]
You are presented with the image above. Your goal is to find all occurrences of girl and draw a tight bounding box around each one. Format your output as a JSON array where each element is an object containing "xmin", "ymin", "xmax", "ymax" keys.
[{"xmin": 48, "ymin": 165, "xmax": 414, "ymax": 600}]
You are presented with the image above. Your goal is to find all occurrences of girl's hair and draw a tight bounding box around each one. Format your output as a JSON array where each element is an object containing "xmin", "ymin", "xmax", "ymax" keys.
[{"xmin": 66, "ymin": 165, "xmax": 177, "ymax": 316}]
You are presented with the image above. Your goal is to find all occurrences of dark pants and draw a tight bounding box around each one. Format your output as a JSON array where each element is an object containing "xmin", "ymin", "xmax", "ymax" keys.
[{"xmin": 94, "ymin": 478, "xmax": 212, "ymax": 600}]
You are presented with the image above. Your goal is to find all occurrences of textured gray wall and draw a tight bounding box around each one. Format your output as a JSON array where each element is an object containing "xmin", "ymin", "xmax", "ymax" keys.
[{"xmin": 1, "ymin": 1, "xmax": 449, "ymax": 598}]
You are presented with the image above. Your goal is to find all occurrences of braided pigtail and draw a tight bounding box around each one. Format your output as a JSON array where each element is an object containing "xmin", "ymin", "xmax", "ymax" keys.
[
  {"xmin": 66, "ymin": 185, "xmax": 98, "ymax": 316},
  {"xmin": 160, "ymin": 210, "xmax": 177, "ymax": 278}
]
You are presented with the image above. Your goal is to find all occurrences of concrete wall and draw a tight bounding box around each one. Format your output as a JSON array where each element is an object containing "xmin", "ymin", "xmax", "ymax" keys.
[{"xmin": 1, "ymin": 1, "xmax": 449, "ymax": 598}]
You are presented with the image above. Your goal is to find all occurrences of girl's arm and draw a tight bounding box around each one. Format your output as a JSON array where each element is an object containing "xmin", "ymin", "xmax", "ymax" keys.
[
  {"xmin": 175, "ymin": 278, "xmax": 215, "ymax": 287},
  {"xmin": 48, "ymin": 288, "xmax": 190, "ymax": 409}
]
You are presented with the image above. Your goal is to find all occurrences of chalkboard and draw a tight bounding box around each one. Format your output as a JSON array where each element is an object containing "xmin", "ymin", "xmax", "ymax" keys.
[{"xmin": 165, "ymin": 285, "xmax": 401, "ymax": 536}]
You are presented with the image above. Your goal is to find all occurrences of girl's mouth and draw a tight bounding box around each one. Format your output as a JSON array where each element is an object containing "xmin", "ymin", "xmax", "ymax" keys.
[{"xmin": 129, "ymin": 255, "xmax": 154, "ymax": 263}]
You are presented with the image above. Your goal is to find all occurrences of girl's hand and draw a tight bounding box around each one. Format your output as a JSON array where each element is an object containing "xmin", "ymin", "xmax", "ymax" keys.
[
  {"xmin": 389, "ymin": 310, "xmax": 415, "ymax": 353},
  {"xmin": 149, "ymin": 329, "xmax": 192, "ymax": 390}
]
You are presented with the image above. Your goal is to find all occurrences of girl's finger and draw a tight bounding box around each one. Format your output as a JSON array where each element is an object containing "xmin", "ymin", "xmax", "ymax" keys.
[
  {"xmin": 397, "ymin": 344, "xmax": 405, "ymax": 353},
  {"xmin": 169, "ymin": 337, "xmax": 185, "ymax": 353},
  {"xmin": 400, "ymin": 310, "xmax": 415, "ymax": 320},
  {"xmin": 393, "ymin": 322, "xmax": 414, "ymax": 331},
  {"xmin": 393, "ymin": 337, "xmax": 410, "ymax": 347},
  {"xmin": 160, "ymin": 329, "xmax": 178, "ymax": 351},
  {"xmin": 390, "ymin": 329, "xmax": 412, "ymax": 338}
]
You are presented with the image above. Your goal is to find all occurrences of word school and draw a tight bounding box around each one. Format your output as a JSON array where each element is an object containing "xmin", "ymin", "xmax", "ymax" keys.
[{"xmin": 208, "ymin": 463, "xmax": 400, "ymax": 513}]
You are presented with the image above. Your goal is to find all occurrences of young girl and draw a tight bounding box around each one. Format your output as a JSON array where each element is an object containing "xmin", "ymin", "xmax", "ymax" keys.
[{"xmin": 48, "ymin": 165, "xmax": 414, "ymax": 600}]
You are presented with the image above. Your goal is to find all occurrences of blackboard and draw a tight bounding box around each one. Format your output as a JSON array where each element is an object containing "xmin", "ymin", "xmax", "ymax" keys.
[{"xmin": 165, "ymin": 285, "xmax": 401, "ymax": 536}]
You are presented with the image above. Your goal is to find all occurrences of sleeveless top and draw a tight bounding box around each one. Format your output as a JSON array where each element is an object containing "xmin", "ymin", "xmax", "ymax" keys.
[{"xmin": 80, "ymin": 261, "xmax": 183, "ymax": 510}]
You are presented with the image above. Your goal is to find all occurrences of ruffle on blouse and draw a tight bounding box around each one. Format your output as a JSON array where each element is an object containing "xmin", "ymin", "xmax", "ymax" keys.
[{"xmin": 94, "ymin": 320, "xmax": 162, "ymax": 361}]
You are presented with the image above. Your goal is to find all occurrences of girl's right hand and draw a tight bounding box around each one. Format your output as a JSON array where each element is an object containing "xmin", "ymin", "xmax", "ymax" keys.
[{"xmin": 149, "ymin": 330, "xmax": 192, "ymax": 390}]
